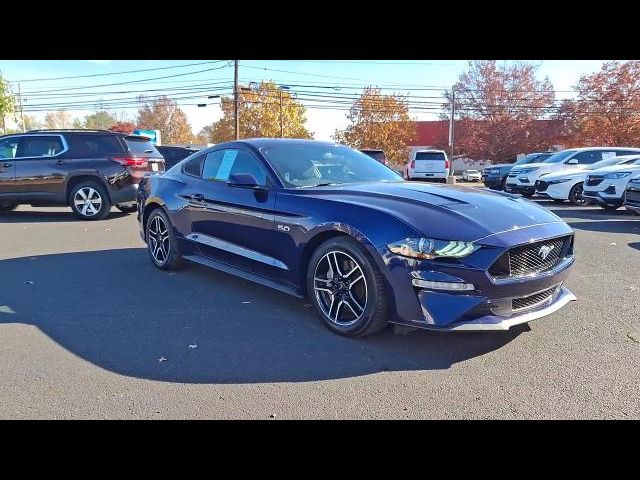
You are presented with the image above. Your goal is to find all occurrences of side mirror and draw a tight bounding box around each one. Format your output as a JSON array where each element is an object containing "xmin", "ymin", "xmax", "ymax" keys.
[
  {"xmin": 567, "ymin": 158, "xmax": 578, "ymax": 165},
  {"xmin": 227, "ymin": 173, "xmax": 265, "ymax": 189}
]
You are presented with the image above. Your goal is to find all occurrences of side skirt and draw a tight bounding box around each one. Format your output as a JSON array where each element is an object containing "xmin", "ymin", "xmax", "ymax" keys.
[{"xmin": 182, "ymin": 254, "xmax": 304, "ymax": 299}]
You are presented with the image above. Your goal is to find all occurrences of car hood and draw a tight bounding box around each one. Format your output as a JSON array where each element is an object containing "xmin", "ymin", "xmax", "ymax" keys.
[
  {"xmin": 540, "ymin": 168, "xmax": 588, "ymax": 181},
  {"xmin": 302, "ymin": 182, "xmax": 566, "ymax": 243},
  {"xmin": 586, "ymin": 164, "xmax": 640, "ymax": 175}
]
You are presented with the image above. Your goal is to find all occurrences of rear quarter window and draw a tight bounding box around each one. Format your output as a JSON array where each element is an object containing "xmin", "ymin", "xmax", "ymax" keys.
[
  {"xmin": 67, "ymin": 134, "xmax": 123, "ymax": 157},
  {"xmin": 124, "ymin": 136, "xmax": 162, "ymax": 157}
]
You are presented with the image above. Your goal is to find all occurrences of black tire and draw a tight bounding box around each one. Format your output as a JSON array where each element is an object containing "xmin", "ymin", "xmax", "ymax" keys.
[
  {"xmin": 0, "ymin": 204, "xmax": 18, "ymax": 212},
  {"xmin": 307, "ymin": 236, "xmax": 388, "ymax": 337},
  {"xmin": 146, "ymin": 208, "xmax": 184, "ymax": 270},
  {"xmin": 69, "ymin": 181, "xmax": 112, "ymax": 220},
  {"xmin": 500, "ymin": 177, "xmax": 508, "ymax": 191},
  {"xmin": 568, "ymin": 182, "xmax": 588, "ymax": 206},
  {"xmin": 601, "ymin": 204, "xmax": 620, "ymax": 211},
  {"xmin": 115, "ymin": 204, "xmax": 138, "ymax": 214},
  {"xmin": 522, "ymin": 191, "xmax": 535, "ymax": 198}
]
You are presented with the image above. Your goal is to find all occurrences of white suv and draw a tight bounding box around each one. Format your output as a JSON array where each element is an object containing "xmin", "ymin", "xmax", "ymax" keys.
[
  {"xmin": 404, "ymin": 149, "xmax": 449, "ymax": 182},
  {"xmin": 582, "ymin": 158, "xmax": 640, "ymax": 210},
  {"xmin": 505, "ymin": 147, "xmax": 640, "ymax": 197}
]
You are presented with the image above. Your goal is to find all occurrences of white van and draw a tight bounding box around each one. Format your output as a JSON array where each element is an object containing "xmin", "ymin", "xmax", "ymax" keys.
[{"xmin": 404, "ymin": 149, "xmax": 449, "ymax": 182}]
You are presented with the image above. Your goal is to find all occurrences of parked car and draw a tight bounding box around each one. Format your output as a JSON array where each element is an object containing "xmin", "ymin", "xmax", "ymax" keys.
[
  {"xmin": 462, "ymin": 169, "xmax": 481, "ymax": 182},
  {"xmin": 505, "ymin": 147, "xmax": 640, "ymax": 197},
  {"xmin": 582, "ymin": 158, "xmax": 640, "ymax": 210},
  {"xmin": 623, "ymin": 173, "xmax": 640, "ymax": 214},
  {"xmin": 0, "ymin": 129, "xmax": 164, "ymax": 220},
  {"xmin": 359, "ymin": 149, "xmax": 389, "ymax": 166},
  {"xmin": 482, "ymin": 152, "xmax": 554, "ymax": 190},
  {"xmin": 535, "ymin": 155, "xmax": 640, "ymax": 205},
  {"xmin": 137, "ymin": 139, "xmax": 576, "ymax": 337},
  {"xmin": 156, "ymin": 145, "xmax": 200, "ymax": 169},
  {"xmin": 403, "ymin": 149, "xmax": 449, "ymax": 182}
]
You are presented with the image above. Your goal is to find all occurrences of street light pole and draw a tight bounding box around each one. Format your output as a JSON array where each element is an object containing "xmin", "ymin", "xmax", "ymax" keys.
[{"xmin": 234, "ymin": 60, "xmax": 239, "ymax": 140}]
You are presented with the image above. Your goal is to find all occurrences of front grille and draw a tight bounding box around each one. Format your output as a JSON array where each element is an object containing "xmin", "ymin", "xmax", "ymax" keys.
[
  {"xmin": 512, "ymin": 286, "xmax": 557, "ymax": 311},
  {"xmin": 626, "ymin": 189, "xmax": 640, "ymax": 205},
  {"xmin": 488, "ymin": 235, "xmax": 573, "ymax": 280},
  {"xmin": 536, "ymin": 180, "xmax": 549, "ymax": 192},
  {"xmin": 586, "ymin": 176, "xmax": 604, "ymax": 187}
]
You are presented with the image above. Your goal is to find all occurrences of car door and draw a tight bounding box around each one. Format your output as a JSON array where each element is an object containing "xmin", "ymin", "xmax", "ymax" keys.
[
  {"xmin": 0, "ymin": 136, "xmax": 20, "ymax": 205},
  {"xmin": 14, "ymin": 134, "xmax": 69, "ymax": 204},
  {"xmin": 185, "ymin": 147, "xmax": 284, "ymax": 279}
]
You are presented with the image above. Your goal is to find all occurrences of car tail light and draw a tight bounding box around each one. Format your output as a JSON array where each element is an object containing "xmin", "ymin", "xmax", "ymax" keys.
[
  {"xmin": 113, "ymin": 157, "xmax": 147, "ymax": 167},
  {"xmin": 445, "ymin": 159, "xmax": 450, "ymax": 169},
  {"xmin": 410, "ymin": 160, "xmax": 415, "ymax": 169}
]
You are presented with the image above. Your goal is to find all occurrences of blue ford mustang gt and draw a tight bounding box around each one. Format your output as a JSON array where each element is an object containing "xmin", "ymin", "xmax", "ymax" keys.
[{"xmin": 137, "ymin": 139, "xmax": 576, "ymax": 337}]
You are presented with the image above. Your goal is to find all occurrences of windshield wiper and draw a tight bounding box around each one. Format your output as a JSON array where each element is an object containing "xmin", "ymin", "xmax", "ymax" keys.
[{"xmin": 299, "ymin": 182, "xmax": 341, "ymax": 188}]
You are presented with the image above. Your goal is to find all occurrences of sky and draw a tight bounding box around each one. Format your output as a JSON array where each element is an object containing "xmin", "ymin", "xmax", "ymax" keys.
[{"xmin": 0, "ymin": 60, "xmax": 610, "ymax": 141}]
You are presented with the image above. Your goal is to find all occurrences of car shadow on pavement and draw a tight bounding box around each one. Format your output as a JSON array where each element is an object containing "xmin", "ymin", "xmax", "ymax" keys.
[
  {"xmin": 629, "ymin": 242, "xmax": 640, "ymax": 251},
  {"xmin": 0, "ymin": 209, "xmax": 129, "ymax": 224},
  {"xmin": 0, "ymin": 248, "xmax": 526, "ymax": 384}
]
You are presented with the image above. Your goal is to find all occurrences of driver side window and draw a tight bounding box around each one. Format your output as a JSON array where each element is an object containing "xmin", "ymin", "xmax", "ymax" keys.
[
  {"xmin": 0, "ymin": 137, "xmax": 19, "ymax": 159},
  {"xmin": 572, "ymin": 151, "xmax": 603, "ymax": 165},
  {"xmin": 201, "ymin": 149, "xmax": 268, "ymax": 186}
]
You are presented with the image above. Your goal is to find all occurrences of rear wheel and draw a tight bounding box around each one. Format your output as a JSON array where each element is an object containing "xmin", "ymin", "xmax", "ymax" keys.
[
  {"xmin": 568, "ymin": 182, "xmax": 588, "ymax": 206},
  {"xmin": 146, "ymin": 209, "xmax": 184, "ymax": 270},
  {"xmin": 70, "ymin": 182, "xmax": 111, "ymax": 220},
  {"xmin": 307, "ymin": 237, "xmax": 388, "ymax": 337},
  {"xmin": 0, "ymin": 204, "xmax": 18, "ymax": 212},
  {"xmin": 115, "ymin": 203, "xmax": 138, "ymax": 214}
]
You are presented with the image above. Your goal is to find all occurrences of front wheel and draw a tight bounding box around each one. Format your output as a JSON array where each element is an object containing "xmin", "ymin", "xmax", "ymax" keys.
[
  {"xmin": 115, "ymin": 203, "xmax": 138, "ymax": 214},
  {"xmin": 601, "ymin": 204, "xmax": 620, "ymax": 211},
  {"xmin": 568, "ymin": 182, "xmax": 588, "ymax": 206},
  {"xmin": 307, "ymin": 236, "xmax": 388, "ymax": 337}
]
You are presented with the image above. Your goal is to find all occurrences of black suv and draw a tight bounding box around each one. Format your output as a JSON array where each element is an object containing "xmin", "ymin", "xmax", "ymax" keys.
[
  {"xmin": 0, "ymin": 129, "xmax": 164, "ymax": 220},
  {"xmin": 156, "ymin": 145, "xmax": 200, "ymax": 169}
]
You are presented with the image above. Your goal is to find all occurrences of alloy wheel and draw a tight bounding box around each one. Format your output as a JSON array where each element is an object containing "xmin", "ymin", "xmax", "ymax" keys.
[
  {"xmin": 74, "ymin": 187, "xmax": 103, "ymax": 217},
  {"xmin": 148, "ymin": 215, "xmax": 170, "ymax": 265},
  {"xmin": 313, "ymin": 250, "xmax": 368, "ymax": 326}
]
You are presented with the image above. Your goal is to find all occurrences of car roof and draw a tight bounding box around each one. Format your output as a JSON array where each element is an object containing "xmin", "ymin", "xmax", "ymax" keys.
[{"xmin": 229, "ymin": 138, "xmax": 341, "ymax": 148}]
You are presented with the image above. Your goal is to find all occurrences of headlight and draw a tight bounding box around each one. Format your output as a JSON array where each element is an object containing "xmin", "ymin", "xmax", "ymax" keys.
[
  {"xmin": 488, "ymin": 168, "xmax": 500, "ymax": 174},
  {"xmin": 604, "ymin": 172, "xmax": 631, "ymax": 179},
  {"xmin": 630, "ymin": 178, "xmax": 640, "ymax": 185},
  {"xmin": 519, "ymin": 167, "xmax": 540, "ymax": 174},
  {"xmin": 388, "ymin": 238, "xmax": 478, "ymax": 259},
  {"xmin": 548, "ymin": 178, "xmax": 572, "ymax": 184}
]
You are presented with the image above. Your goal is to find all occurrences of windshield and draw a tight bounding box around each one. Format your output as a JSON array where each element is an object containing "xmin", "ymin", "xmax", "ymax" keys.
[
  {"xmin": 515, "ymin": 153, "xmax": 552, "ymax": 165},
  {"xmin": 260, "ymin": 144, "xmax": 403, "ymax": 188},
  {"xmin": 415, "ymin": 151, "xmax": 446, "ymax": 161},
  {"xmin": 543, "ymin": 150, "xmax": 578, "ymax": 164}
]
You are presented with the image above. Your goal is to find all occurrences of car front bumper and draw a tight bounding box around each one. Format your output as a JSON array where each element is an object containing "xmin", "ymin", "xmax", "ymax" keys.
[
  {"xmin": 375, "ymin": 222, "xmax": 576, "ymax": 332},
  {"xmin": 422, "ymin": 285, "xmax": 576, "ymax": 331},
  {"xmin": 581, "ymin": 189, "xmax": 623, "ymax": 207},
  {"xmin": 505, "ymin": 183, "xmax": 536, "ymax": 195},
  {"xmin": 482, "ymin": 175, "xmax": 504, "ymax": 189}
]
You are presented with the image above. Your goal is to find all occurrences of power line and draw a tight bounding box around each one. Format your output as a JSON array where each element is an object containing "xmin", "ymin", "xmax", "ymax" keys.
[{"xmin": 8, "ymin": 61, "xmax": 228, "ymax": 83}]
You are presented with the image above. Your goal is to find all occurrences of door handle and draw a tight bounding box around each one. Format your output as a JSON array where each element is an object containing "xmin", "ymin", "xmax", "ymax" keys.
[
  {"xmin": 191, "ymin": 193, "xmax": 205, "ymax": 202},
  {"xmin": 56, "ymin": 160, "xmax": 65, "ymax": 165},
  {"xmin": 2, "ymin": 163, "xmax": 11, "ymax": 168}
]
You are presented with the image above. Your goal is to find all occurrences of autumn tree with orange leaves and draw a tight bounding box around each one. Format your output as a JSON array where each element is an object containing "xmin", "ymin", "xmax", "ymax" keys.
[
  {"xmin": 442, "ymin": 61, "xmax": 557, "ymax": 163},
  {"xmin": 556, "ymin": 61, "xmax": 640, "ymax": 147},
  {"xmin": 333, "ymin": 87, "xmax": 416, "ymax": 168}
]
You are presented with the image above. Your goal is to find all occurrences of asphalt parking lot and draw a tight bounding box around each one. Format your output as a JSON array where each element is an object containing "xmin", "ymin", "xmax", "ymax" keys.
[{"xmin": 1, "ymin": 195, "xmax": 639, "ymax": 419}]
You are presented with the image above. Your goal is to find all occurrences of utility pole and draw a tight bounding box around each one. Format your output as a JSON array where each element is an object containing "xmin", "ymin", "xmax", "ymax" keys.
[
  {"xmin": 234, "ymin": 60, "xmax": 239, "ymax": 140},
  {"xmin": 448, "ymin": 86, "xmax": 456, "ymax": 180},
  {"xmin": 279, "ymin": 89, "xmax": 284, "ymax": 138},
  {"xmin": 18, "ymin": 83, "xmax": 25, "ymax": 132}
]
